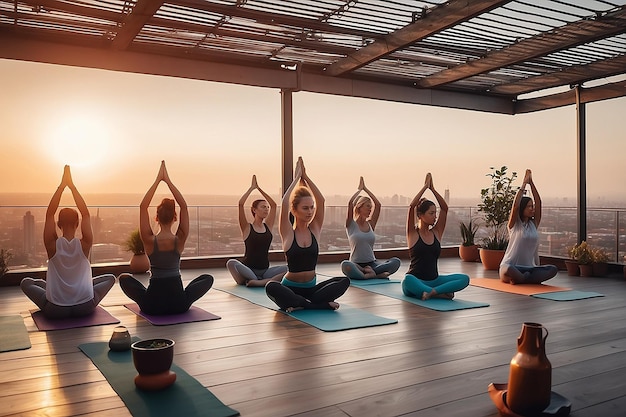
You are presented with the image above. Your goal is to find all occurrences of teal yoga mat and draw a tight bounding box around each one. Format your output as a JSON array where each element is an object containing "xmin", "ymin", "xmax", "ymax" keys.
[
  {"xmin": 350, "ymin": 278, "xmax": 402, "ymax": 286},
  {"xmin": 351, "ymin": 280, "xmax": 489, "ymax": 311},
  {"xmin": 216, "ymin": 285, "xmax": 397, "ymax": 331},
  {"xmin": 0, "ymin": 315, "xmax": 31, "ymax": 352},
  {"xmin": 531, "ymin": 290, "xmax": 604, "ymax": 301},
  {"xmin": 79, "ymin": 342, "xmax": 239, "ymax": 417}
]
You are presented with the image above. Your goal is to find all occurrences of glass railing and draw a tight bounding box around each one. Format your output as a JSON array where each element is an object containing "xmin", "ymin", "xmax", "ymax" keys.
[{"xmin": 2, "ymin": 205, "xmax": 625, "ymax": 270}]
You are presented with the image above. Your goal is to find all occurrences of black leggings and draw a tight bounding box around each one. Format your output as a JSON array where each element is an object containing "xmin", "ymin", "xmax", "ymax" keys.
[
  {"xmin": 265, "ymin": 277, "xmax": 350, "ymax": 310},
  {"xmin": 119, "ymin": 273, "xmax": 213, "ymax": 315}
]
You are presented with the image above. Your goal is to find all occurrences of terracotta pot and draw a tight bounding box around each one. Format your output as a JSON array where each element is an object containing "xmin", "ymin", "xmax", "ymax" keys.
[
  {"xmin": 564, "ymin": 260, "xmax": 580, "ymax": 276},
  {"xmin": 479, "ymin": 248, "xmax": 505, "ymax": 271},
  {"xmin": 507, "ymin": 322, "xmax": 552, "ymax": 415},
  {"xmin": 129, "ymin": 253, "xmax": 150, "ymax": 274},
  {"xmin": 579, "ymin": 263, "xmax": 594, "ymax": 277},
  {"xmin": 459, "ymin": 244, "xmax": 480, "ymax": 262},
  {"xmin": 592, "ymin": 262, "xmax": 608, "ymax": 277}
]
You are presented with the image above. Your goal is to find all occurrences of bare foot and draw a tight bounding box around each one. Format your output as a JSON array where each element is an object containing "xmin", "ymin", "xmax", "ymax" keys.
[
  {"xmin": 328, "ymin": 302, "xmax": 340, "ymax": 310},
  {"xmin": 378, "ymin": 272, "xmax": 391, "ymax": 278},
  {"xmin": 285, "ymin": 306, "xmax": 304, "ymax": 313},
  {"xmin": 422, "ymin": 289, "xmax": 436, "ymax": 300},
  {"xmin": 434, "ymin": 292, "xmax": 455, "ymax": 300}
]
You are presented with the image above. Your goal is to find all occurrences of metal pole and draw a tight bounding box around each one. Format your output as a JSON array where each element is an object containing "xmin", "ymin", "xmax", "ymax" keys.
[{"xmin": 575, "ymin": 85, "xmax": 587, "ymax": 244}]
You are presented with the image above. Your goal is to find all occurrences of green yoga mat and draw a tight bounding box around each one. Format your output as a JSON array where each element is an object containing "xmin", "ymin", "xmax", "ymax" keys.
[
  {"xmin": 0, "ymin": 315, "xmax": 31, "ymax": 352},
  {"xmin": 531, "ymin": 290, "xmax": 604, "ymax": 301},
  {"xmin": 216, "ymin": 285, "xmax": 397, "ymax": 331},
  {"xmin": 350, "ymin": 280, "xmax": 489, "ymax": 311},
  {"xmin": 79, "ymin": 342, "xmax": 239, "ymax": 417}
]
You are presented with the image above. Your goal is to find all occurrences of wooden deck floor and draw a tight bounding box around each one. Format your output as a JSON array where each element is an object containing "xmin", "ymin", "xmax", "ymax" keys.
[{"xmin": 1, "ymin": 259, "xmax": 625, "ymax": 417}]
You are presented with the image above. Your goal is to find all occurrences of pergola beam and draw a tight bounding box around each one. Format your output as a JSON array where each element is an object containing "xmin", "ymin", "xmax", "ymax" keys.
[
  {"xmin": 325, "ymin": 0, "xmax": 509, "ymax": 77},
  {"xmin": 111, "ymin": 0, "xmax": 166, "ymax": 50},
  {"xmin": 415, "ymin": 6, "xmax": 626, "ymax": 89}
]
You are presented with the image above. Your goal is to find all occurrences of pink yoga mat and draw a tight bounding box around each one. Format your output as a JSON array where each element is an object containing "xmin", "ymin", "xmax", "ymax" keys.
[
  {"xmin": 124, "ymin": 304, "xmax": 221, "ymax": 325},
  {"xmin": 31, "ymin": 306, "xmax": 120, "ymax": 331}
]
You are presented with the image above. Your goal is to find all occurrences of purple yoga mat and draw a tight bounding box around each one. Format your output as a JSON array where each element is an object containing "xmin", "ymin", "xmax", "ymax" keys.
[
  {"xmin": 31, "ymin": 306, "xmax": 120, "ymax": 331},
  {"xmin": 124, "ymin": 304, "xmax": 221, "ymax": 325}
]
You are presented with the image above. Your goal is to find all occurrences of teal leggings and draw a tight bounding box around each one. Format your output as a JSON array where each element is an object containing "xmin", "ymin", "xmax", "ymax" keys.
[{"xmin": 402, "ymin": 273, "xmax": 470, "ymax": 298}]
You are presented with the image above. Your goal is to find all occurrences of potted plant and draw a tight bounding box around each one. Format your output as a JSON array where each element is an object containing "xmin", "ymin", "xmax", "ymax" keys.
[
  {"xmin": 123, "ymin": 229, "xmax": 150, "ymax": 274},
  {"xmin": 0, "ymin": 249, "xmax": 12, "ymax": 280},
  {"xmin": 459, "ymin": 219, "xmax": 480, "ymax": 262},
  {"xmin": 477, "ymin": 166, "xmax": 518, "ymax": 270},
  {"xmin": 131, "ymin": 338, "xmax": 176, "ymax": 390},
  {"xmin": 591, "ymin": 247, "xmax": 610, "ymax": 277},
  {"xmin": 569, "ymin": 241, "xmax": 593, "ymax": 277}
]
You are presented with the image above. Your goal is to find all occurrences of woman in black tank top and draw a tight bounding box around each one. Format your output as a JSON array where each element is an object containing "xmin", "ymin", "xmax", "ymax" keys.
[
  {"xmin": 265, "ymin": 157, "xmax": 349, "ymax": 311},
  {"xmin": 226, "ymin": 175, "xmax": 288, "ymax": 286},
  {"xmin": 402, "ymin": 173, "xmax": 469, "ymax": 301},
  {"xmin": 118, "ymin": 161, "xmax": 213, "ymax": 315}
]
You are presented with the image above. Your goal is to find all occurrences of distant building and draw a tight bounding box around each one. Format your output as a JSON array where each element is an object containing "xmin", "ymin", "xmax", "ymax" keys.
[
  {"xmin": 444, "ymin": 188, "xmax": 450, "ymax": 204},
  {"xmin": 23, "ymin": 211, "xmax": 35, "ymax": 254}
]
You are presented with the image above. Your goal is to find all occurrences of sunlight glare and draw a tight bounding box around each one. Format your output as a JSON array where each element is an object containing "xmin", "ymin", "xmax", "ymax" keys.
[{"xmin": 47, "ymin": 116, "xmax": 110, "ymax": 168}]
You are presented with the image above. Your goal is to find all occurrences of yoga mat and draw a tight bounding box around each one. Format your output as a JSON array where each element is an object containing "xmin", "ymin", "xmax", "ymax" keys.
[
  {"xmin": 531, "ymin": 290, "xmax": 605, "ymax": 301},
  {"xmin": 31, "ymin": 306, "xmax": 120, "ymax": 331},
  {"xmin": 216, "ymin": 285, "xmax": 397, "ymax": 331},
  {"xmin": 350, "ymin": 278, "xmax": 402, "ymax": 286},
  {"xmin": 79, "ymin": 342, "xmax": 239, "ymax": 417},
  {"xmin": 124, "ymin": 304, "xmax": 221, "ymax": 326},
  {"xmin": 352, "ymin": 280, "xmax": 489, "ymax": 311},
  {"xmin": 0, "ymin": 315, "xmax": 31, "ymax": 352},
  {"xmin": 470, "ymin": 278, "xmax": 571, "ymax": 295}
]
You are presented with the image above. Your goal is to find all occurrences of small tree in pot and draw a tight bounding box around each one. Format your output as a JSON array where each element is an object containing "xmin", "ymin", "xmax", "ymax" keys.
[
  {"xmin": 478, "ymin": 166, "xmax": 518, "ymax": 269},
  {"xmin": 123, "ymin": 229, "xmax": 150, "ymax": 274},
  {"xmin": 459, "ymin": 219, "xmax": 480, "ymax": 262}
]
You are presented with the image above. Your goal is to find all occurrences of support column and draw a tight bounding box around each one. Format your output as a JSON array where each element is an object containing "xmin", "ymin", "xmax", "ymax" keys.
[
  {"xmin": 575, "ymin": 85, "xmax": 587, "ymax": 244},
  {"xmin": 281, "ymin": 89, "xmax": 294, "ymax": 197}
]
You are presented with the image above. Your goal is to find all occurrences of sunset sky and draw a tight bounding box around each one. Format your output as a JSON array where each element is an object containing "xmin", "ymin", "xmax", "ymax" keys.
[{"xmin": 1, "ymin": 57, "xmax": 624, "ymax": 205}]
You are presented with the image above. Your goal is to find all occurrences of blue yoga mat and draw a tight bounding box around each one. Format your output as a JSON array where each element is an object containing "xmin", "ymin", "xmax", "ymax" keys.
[
  {"xmin": 351, "ymin": 280, "xmax": 489, "ymax": 311},
  {"xmin": 350, "ymin": 278, "xmax": 402, "ymax": 286},
  {"xmin": 79, "ymin": 341, "xmax": 239, "ymax": 417},
  {"xmin": 531, "ymin": 290, "xmax": 604, "ymax": 301},
  {"xmin": 216, "ymin": 285, "xmax": 397, "ymax": 331}
]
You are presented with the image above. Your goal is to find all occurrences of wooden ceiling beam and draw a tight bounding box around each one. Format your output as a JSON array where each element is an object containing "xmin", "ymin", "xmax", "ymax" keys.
[
  {"xmin": 416, "ymin": 6, "xmax": 626, "ymax": 88},
  {"xmin": 16, "ymin": 0, "xmax": 121, "ymax": 23},
  {"xmin": 491, "ymin": 55, "xmax": 626, "ymax": 96},
  {"xmin": 514, "ymin": 79, "xmax": 626, "ymax": 113},
  {"xmin": 325, "ymin": 0, "xmax": 509, "ymax": 77},
  {"xmin": 112, "ymin": 0, "xmax": 166, "ymax": 50}
]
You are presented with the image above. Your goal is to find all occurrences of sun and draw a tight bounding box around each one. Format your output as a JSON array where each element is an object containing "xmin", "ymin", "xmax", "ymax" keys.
[{"xmin": 46, "ymin": 114, "xmax": 111, "ymax": 168}]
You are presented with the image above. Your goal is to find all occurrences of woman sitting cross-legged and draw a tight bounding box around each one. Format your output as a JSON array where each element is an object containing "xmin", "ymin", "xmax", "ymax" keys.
[
  {"xmin": 341, "ymin": 176, "xmax": 401, "ymax": 280},
  {"xmin": 265, "ymin": 157, "xmax": 350, "ymax": 312},
  {"xmin": 402, "ymin": 173, "xmax": 469, "ymax": 301},
  {"xmin": 226, "ymin": 175, "xmax": 288, "ymax": 287},
  {"xmin": 118, "ymin": 161, "xmax": 213, "ymax": 315},
  {"xmin": 499, "ymin": 169, "xmax": 558, "ymax": 284},
  {"xmin": 20, "ymin": 165, "xmax": 115, "ymax": 319}
]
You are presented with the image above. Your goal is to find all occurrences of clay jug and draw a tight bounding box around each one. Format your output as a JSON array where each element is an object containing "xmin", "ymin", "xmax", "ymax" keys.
[{"xmin": 507, "ymin": 322, "xmax": 551, "ymax": 415}]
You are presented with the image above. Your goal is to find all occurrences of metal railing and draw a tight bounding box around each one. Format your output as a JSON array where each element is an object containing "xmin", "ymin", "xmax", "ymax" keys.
[{"xmin": 2, "ymin": 205, "xmax": 625, "ymax": 270}]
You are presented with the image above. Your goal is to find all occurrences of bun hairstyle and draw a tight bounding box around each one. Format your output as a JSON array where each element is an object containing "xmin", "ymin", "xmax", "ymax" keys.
[
  {"xmin": 416, "ymin": 198, "xmax": 435, "ymax": 216},
  {"xmin": 156, "ymin": 198, "xmax": 176, "ymax": 224},
  {"xmin": 291, "ymin": 186, "xmax": 312, "ymax": 213},
  {"xmin": 251, "ymin": 199, "xmax": 266, "ymax": 216},
  {"xmin": 353, "ymin": 196, "xmax": 371, "ymax": 217},
  {"xmin": 57, "ymin": 208, "xmax": 79, "ymax": 229},
  {"xmin": 519, "ymin": 196, "xmax": 533, "ymax": 221}
]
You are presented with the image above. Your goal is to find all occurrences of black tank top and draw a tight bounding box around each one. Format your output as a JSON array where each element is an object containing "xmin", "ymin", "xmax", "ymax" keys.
[
  {"xmin": 285, "ymin": 230, "xmax": 319, "ymax": 273},
  {"xmin": 407, "ymin": 234, "xmax": 440, "ymax": 281},
  {"xmin": 242, "ymin": 224, "xmax": 272, "ymax": 270}
]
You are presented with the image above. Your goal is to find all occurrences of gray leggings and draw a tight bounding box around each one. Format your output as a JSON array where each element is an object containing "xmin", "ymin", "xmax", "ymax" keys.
[
  {"xmin": 226, "ymin": 259, "xmax": 288, "ymax": 283},
  {"xmin": 20, "ymin": 274, "xmax": 116, "ymax": 319}
]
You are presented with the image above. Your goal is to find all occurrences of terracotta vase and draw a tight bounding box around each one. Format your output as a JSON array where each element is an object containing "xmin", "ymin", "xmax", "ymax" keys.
[
  {"xmin": 459, "ymin": 244, "xmax": 480, "ymax": 262},
  {"xmin": 131, "ymin": 338, "xmax": 176, "ymax": 391},
  {"xmin": 507, "ymin": 322, "xmax": 552, "ymax": 415},
  {"xmin": 579, "ymin": 263, "xmax": 594, "ymax": 277},
  {"xmin": 592, "ymin": 262, "xmax": 608, "ymax": 277},
  {"xmin": 564, "ymin": 260, "xmax": 580, "ymax": 276},
  {"xmin": 479, "ymin": 248, "xmax": 505, "ymax": 271},
  {"xmin": 129, "ymin": 253, "xmax": 150, "ymax": 274}
]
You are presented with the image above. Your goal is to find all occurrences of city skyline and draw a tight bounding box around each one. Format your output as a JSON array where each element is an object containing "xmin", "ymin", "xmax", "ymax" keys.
[{"xmin": 1, "ymin": 58, "xmax": 625, "ymax": 204}]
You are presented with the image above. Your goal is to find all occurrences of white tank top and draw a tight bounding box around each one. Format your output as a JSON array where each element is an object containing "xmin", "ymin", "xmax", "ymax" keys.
[{"xmin": 46, "ymin": 237, "xmax": 94, "ymax": 306}]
